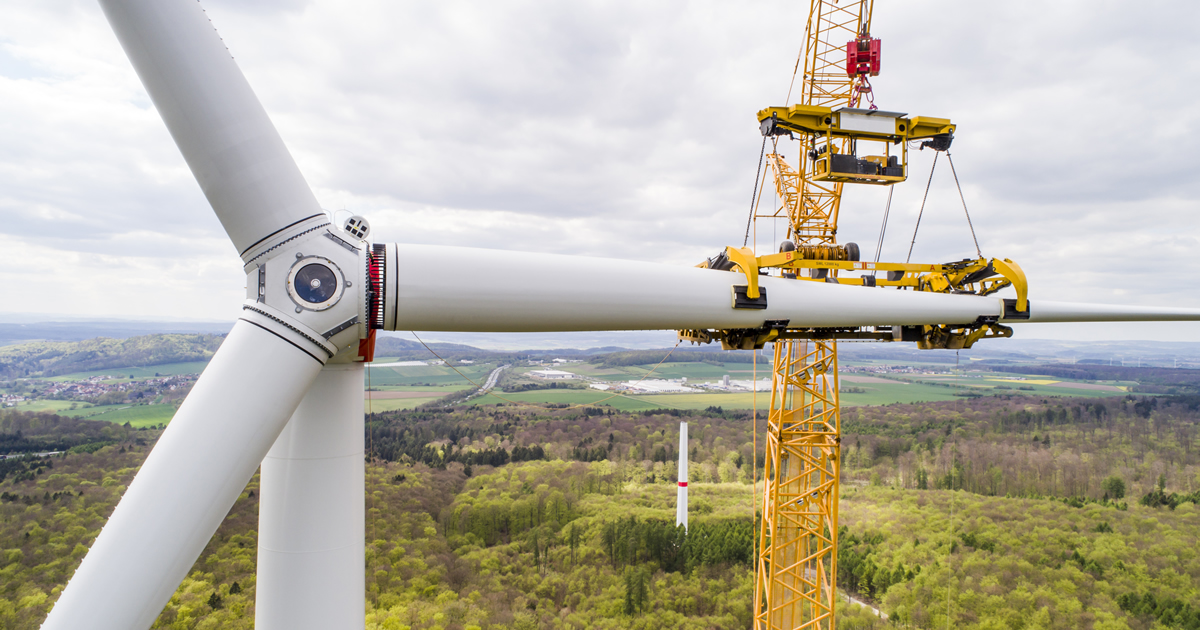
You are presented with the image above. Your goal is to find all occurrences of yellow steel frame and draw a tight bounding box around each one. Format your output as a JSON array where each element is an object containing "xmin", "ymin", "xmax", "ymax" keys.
[
  {"xmin": 758, "ymin": 107, "xmax": 955, "ymax": 186},
  {"xmin": 757, "ymin": 340, "xmax": 840, "ymax": 630},
  {"xmin": 718, "ymin": 242, "xmax": 1028, "ymax": 306},
  {"xmin": 754, "ymin": 2, "xmax": 872, "ymax": 629}
]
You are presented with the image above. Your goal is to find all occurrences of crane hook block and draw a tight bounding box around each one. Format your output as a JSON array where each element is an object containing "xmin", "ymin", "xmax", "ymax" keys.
[{"xmin": 846, "ymin": 35, "xmax": 881, "ymax": 77}]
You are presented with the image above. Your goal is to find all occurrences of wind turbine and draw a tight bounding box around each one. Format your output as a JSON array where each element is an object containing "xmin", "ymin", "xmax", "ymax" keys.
[
  {"xmin": 41, "ymin": 1, "xmax": 1200, "ymax": 628},
  {"xmin": 676, "ymin": 422, "xmax": 688, "ymax": 531}
]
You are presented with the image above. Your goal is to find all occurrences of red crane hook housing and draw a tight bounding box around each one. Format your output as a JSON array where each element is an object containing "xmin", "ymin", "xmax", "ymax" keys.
[{"xmin": 846, "ymin": 34, "xmax": 881, "ymax": 77}]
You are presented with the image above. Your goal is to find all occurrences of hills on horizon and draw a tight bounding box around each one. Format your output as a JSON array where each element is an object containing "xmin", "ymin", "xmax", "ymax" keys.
[{"xmin": 5, "ymin": 316, "xmax": 1200, "ymax": 371}]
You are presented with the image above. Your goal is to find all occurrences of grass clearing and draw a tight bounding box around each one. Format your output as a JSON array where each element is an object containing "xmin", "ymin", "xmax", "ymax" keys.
[
  {"xmin": 636, "ymin": 393, "xmax": 768, "ymax": 410},
  {"xmin": 366, "ymin": 397, "xmax": 444, "ymax": 412},
  {"xmin": 5, "ymin": 400, "xmax": 84, "ymax": 414},
  {"xmin": 364, "ymin": 363, "xmax": 495, "ymax": 386},
  {"xmin": 60, "ymin": 403, "xmax": 177, "ymax": 428},
  {"xmin": 369, "ymin": 385, "xmax": 473, "ymax": 393},
  {"xmin": 469, "ymin": 389, "xmax": 663, "ymax": 411},
  {"xmin": 549, "ymin": 363, "xmax": 629, "ymax": 380},
  {"xmin": 47, "ymin": 361, "xmax": 210, "ymax": 382}
]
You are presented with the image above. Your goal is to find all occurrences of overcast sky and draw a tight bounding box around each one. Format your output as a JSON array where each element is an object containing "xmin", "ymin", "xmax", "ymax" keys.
[{"xmin": 3, "ymin": 0, "xmax": 1200, "ymax": 342}]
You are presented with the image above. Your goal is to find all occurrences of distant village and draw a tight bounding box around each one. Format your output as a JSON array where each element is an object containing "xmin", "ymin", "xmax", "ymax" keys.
[{"xmin": 1, "ymin": 373, "xmax": 197, "ymax": 408}]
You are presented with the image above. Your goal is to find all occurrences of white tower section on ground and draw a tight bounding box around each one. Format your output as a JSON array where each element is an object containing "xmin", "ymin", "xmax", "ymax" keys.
[{"xmin": 676, "ymin": 422, "xmax": 688, "ymax": 530}]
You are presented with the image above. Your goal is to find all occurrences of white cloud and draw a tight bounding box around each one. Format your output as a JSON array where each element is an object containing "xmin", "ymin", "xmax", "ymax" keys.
[{"xmin": 3, "ymin": 0, "xmax": 1200, "ymax": 341}]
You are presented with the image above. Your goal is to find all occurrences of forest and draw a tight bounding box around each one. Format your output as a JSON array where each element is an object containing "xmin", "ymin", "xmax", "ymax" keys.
[{"xmin": 0, "ymin": 390, "xmax": 1195, "ymax": 628}]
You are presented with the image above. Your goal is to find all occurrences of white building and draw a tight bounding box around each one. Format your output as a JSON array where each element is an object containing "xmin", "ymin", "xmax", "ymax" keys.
[
  {"xmin": 530, "ymin": 369, "xmax": 575, "ymax": 380},
  {"xmin": 623, "ymin": 379, "xmax": 699, "ymax": 393},
  {"xmin": 730, "ymin": 378, "xmax": 772, "ymax": 392}
]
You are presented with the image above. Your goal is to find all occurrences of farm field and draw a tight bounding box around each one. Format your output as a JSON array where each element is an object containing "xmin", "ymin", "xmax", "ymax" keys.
[
  {"xmin": 47, "ymin": 360, "xmax": 210, "ymax": 382},
  {"xmin": 541, "ymin": 362, "xmax": 629, "ymax": 380},
  {"xmin": 365, "ymin": 397, "xmax": 442, "ymax": 412},
  {"xmin": 4, "ymin": 400, "xmax": 83, "ymax": 414},
  {"xmin": 59, "ymin": 403, "xmax": 177, "ymax": 428},
  {"xmin": 363, "ymin": 362, "xmax": 496, "ymax": 386},
  {"xmin": 467, "ymin": 389, "xmax": 661, "ymax": 411},
  {"xmin": 471, "ymin": 367, "xmax": 1141, "ymax": 411},
  {"xmin": 894, "ymin": 372, "xmax": 1134, "ymax": 399},
  {"xmin": 546, "ymin": 361, "xmax": 771, "ymax": 383},
  {"xmin": 636, "ymin": 392, "xmax": 768, "ymax": 410}
]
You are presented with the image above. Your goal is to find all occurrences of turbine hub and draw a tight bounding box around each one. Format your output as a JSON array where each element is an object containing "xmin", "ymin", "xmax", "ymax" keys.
[{"xmin": 242, "ymin": 215, "xmax": 383, "ymax": 364}]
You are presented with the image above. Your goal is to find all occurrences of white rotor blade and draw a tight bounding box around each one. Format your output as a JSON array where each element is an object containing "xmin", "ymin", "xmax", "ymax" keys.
[
  {"xmin": 42, "ymin": 321, "xmax": 323, "ymax": 630},
  {"xmin": 99, "ymin": 0, "xmax": 326, "ymax": 258},
  {"xmin": 383, "ymin": 245, "xmax": 1200, "ymax": 331},
  {"xmin": 1016, "ymin": 300, "xmax": 1200, "ymax": 323}
]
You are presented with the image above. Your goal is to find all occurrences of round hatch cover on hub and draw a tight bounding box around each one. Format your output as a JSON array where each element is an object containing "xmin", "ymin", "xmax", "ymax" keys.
[{"xmin": 286, "ymin": 256, "xmax": 345, "ymax": 311}]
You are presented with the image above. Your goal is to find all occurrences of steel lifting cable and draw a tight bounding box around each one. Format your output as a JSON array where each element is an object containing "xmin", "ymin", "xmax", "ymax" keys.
[
  {"xmin": 905, "ymin": 151, "xmax": 940, "ymax": 263},
  {"xmin": 743, "ymin": 135, "xmax": 770, "ymax": 247},
  {"xmin": 946, "ymin": 153, "xmax": 983, "ymax": 259}
]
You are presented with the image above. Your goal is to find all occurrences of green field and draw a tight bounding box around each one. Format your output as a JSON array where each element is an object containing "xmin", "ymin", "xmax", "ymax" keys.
[
  {"xmin": 622, "ymin": 361, "xmax": 750, "ymax": 380},
  {"xmin": 877, "ymin": 372, "xmax": 1133, "ymax": 400},
  {"xmin": 468, "ymin": 389, "xmax": 664, "ymax": 411},
  {"xmin": 4, "ymin": 400, "xmax": 85, "ymax": 414},
  {"xmin": 60, "ymin": 403, "xmax": 177, "ymax": 428},
  {"xmin": 636, "ymin": 392, "xmax": 768, "ymax": 410},
  {"xmin": 370, "ymin": 385, "xmax": 473, "ymax": 393},
  {"xmin": 548, "ymin": 361, "xmax": 770, "ymax": 383},
  {"xmin": 366, "ymin": 398, "xmax": 442, "ymax": 412},
  {"xmin": 365, "ymin": 385, "xmax": 474, "ymax": 412},
  {"xmin": 47, "ymin": 361, "xmax": 210, "ymax": 382},
  {"xmin": 840, "ymin": 380, "xmax": 964, "ymax": 405},
  {"xmin": 540, "ymin": 363, "xmax": 629, "ymax": 381},
  {"xmin": 464, "ymin": 369, "xmax": 1135, "ymax": 411},
  {"xmin": 364, "ymin": 363, "xmax": 495, "ymax": 386}
]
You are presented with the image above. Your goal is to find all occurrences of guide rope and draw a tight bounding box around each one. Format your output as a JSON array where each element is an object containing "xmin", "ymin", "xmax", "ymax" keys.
[{"xmin": 410, "ymin": 332, "xmax": 683, "ymax": 410}]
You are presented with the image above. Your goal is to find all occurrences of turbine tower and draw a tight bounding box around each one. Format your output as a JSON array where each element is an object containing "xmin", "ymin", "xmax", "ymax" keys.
[
  {"xmin": 40, "ymin": 1, "xmax": 1200, "ymax": 628},
  {"xmin": 676, "ymin": 422, "xmax": 689, "ymax": 530}
]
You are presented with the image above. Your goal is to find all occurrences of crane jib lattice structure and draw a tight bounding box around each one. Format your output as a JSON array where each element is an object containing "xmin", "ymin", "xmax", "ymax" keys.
[{"xmin": 756, "ymin": 4, "xmax": 869, "ymax": 627}]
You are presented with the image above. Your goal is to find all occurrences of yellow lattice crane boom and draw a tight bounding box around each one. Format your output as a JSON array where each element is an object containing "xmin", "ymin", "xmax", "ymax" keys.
[
  {"xmin": 677, "ymin": 2, "xmax": 1028, "ymax": 628},
  {"xmin": 752, "ymin": 4, "xmax": 868, "ymax": 627}
]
